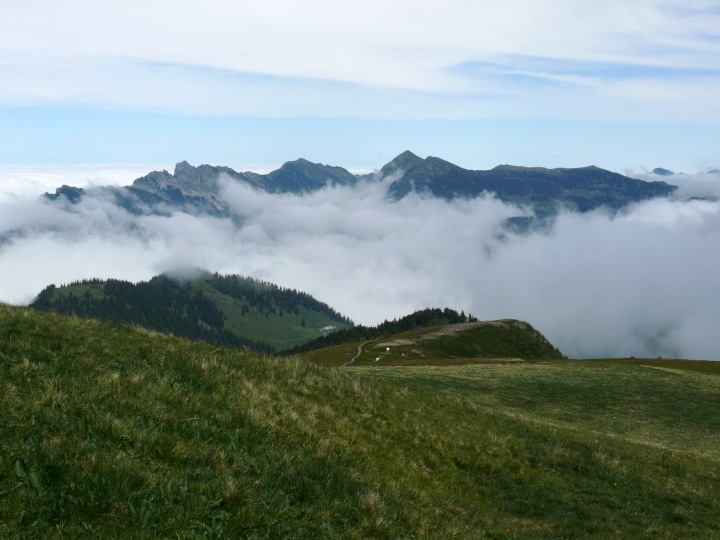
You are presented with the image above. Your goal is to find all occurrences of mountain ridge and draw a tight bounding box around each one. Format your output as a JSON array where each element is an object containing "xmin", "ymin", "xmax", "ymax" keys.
[{"xmin": 44, "ymin": 151, "xmax": 677, "ymax": 216}]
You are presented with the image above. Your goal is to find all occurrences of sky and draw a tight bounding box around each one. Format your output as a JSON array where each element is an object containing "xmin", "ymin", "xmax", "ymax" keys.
[
  {"xmin": 1, "ymin": 1, "xmax": 720, "ymax": 359},
  {"xmin": 1, "ymin": 0, "xmax": 719, "ymax": 171}
]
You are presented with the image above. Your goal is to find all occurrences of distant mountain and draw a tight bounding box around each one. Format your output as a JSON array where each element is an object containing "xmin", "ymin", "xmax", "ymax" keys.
[
  {"xmin": 651, "ymin": 167, "xmax": 674, "ymax": 176},
  {"xmin": 385, "ymin": 152, "xmax": 677, "ymax": 213},
  {"xmin": 289, "ymin": 307, "xmax": 564, "ymax": 366},
  {"xmin": 44, "ymin": 184, "xmax": 86, "ymax": 203},
  {"xmin": 373, "ymin": 149, "xmax": 427, "ymax": 179},
  {"xmin": 125, "ymin": 159, "xmax": 357, "ymax": 214},
  {"xmin": 45, "ymin": 159, "xmax": 359, "ymax": 216},
  {"xmin": 44, "ymin": 151, "xmax": 677, "ymax": 216},
  {"xmin": 30, "ymin": 272, "xmax": 352, "ymax": 352}
]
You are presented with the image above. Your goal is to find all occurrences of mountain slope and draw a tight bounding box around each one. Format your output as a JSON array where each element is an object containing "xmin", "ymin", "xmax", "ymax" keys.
[
  {"xmin": 2, "ymin": 303, "xmax": 719, "ymax": 537},
  {"xmin": 30, "ymin": 272, "xmax": 352, "ymax": 352}
]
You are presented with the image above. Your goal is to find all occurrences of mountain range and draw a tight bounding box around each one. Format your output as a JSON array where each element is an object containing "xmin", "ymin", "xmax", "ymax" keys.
[{"xmin": 45, "ymin": 151, "xmax": 677, "ymax": 216}]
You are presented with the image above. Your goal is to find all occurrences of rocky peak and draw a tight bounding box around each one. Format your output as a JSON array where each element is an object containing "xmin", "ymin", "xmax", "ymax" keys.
[
  {"xmin": 380, "ymin": 150, "xmax": 425, "ymax": 177},
  {"xmin": 174, "ymin": 161, "xmax": 196, "ymax": 177}
]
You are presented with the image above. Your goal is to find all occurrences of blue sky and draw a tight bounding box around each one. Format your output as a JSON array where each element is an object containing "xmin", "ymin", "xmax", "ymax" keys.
[{"xmin": 1, "ymin": 0, "xmax": 719, "ymax": 173}]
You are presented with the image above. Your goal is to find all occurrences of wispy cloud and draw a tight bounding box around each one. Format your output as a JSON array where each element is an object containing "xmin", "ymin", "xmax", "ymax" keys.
[
  {"xmin": 0, "ymin": 164, "xmax": 165, "ymax": 202},
  {"xmin": 1, "ymin": 1, "xmax": 719, "ymax": 122}
]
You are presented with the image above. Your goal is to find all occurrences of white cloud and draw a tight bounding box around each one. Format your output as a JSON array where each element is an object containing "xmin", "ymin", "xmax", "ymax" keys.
[
  {"xmin": 628, "ymin": 170, "xmax": 720, "ymax": 200},
  {"xmin": 1, "ymin": 1, "xmax": 719, "ymax": 121},
  {"xmin": 0, "ymin": 164, "xmax": 164, "ymax": 202},
  {"xmin": 1, "ymin": 169, "xmax": 719, "ymax": 360}
]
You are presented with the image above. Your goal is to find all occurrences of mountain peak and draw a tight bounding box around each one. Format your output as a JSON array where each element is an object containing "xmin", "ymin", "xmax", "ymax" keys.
[
  {"xmin": 267, "ymin": 158, "xmax": 356, "ymax": 192},
  {"xmin": 278, "ymin": 158, "xmax": 314, "ymax": 171},
  {"xmin": 380, "ymin": 150, "xmax": 425, "ymax": 177},
  {"xmin": 395, "ymin": 150, "xmax": 421, "ymax": 161},
  {"xmin": 652, "ymin": 167, "xmax": 674, "ymax": 176},
  {"xmin": 174, "ymin": 161, "xmax": 195, "ymax": 176}
]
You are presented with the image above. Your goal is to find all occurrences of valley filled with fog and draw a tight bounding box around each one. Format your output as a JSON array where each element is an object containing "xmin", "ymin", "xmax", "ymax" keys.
[{"xmin": 1, "ymin": 167, "xmax": 719, "ymax": 360}]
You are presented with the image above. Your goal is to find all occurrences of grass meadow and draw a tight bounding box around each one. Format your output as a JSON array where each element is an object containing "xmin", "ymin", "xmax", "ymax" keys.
[{"xmin": 1, "ymin": 304, "xmax": 719, "ymax": 538}]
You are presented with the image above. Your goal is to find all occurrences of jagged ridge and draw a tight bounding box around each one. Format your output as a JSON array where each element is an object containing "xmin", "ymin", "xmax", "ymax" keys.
[{"xmin": 44, "ymin": 151, "xmax": 677, "ymax": 216}]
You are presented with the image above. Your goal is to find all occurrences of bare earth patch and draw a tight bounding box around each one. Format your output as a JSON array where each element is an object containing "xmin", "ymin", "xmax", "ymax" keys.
[{"xmin": 377, "ymin": 321, "xmax": 514, "ymax": 347}]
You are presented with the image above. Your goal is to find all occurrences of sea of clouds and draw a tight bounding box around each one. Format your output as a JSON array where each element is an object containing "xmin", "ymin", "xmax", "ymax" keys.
[{"xmin": 1, "ymin": 167, "xmax": 719, "ymax": 360}]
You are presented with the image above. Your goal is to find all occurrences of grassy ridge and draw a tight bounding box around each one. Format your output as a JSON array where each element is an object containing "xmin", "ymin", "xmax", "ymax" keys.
[
  {"xmin": 1, "ymin": 304, "xmax": 719, "ymax": 537},
  {"xmin": 301, "ymin": 320, "xmax": 563, "ymax": 367}
]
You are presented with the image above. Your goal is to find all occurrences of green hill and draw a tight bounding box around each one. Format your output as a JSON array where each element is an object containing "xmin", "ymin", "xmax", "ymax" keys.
[
  {"xmin": 2, "ymin": 303, "xmax": 719, "ymax": 537},
  {"xmin": 287, "ymin": 307, "xmax": 478, "ymax": 354},
  {"xmin": 30, "ymin": 272, "xmax": 352, "ymax": 352},
  {"xmin": 289, "ymin": 308, "xmax": 563, "ymax": 366}
]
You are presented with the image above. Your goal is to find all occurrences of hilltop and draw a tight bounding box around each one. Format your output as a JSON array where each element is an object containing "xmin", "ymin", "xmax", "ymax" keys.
[
  {"xmin": 289, "ymin": 308, "xmax": 564, "ymax": 366},
  {"xmin": 310, "ymin": 320, "xmax": 564, "ymax": 367},
  {"xmin": 1, "ymin": 303, "xmax": 719, "ymax": 537},
  {"xmin": 30, "ymin": 271, "xmax": 352, "ymax": 352}
]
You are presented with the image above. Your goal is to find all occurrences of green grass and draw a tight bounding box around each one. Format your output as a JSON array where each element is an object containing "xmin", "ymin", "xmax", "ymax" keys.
[
  {"xmin": 1, "ymin": 304, "xmax": 719, "ymax": 538},
  {"xmin": 194, "ymin": 282, "xmax": 349, "ymax": 350},
  {"xmin": 299, "ymin": 339, "xmax": 365, "ymax": 366},
  {"xmin": 47, "ymin": 283, "xmax": 105, "ymax": 300}
]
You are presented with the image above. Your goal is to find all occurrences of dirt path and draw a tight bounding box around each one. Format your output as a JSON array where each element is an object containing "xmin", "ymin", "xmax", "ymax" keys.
[{"xmin": 343, "ymin": 341, "xmax": 367, "ymax": 367}]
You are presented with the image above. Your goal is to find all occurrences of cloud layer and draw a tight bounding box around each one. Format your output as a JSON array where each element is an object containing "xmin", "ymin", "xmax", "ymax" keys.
[
  {"xmin": 1, "ymin": 169, "xmax": 719, "ymax": 360},
  {"xmin": 629, "ymin": 170, "xmax": 720, "ymax": 199}
]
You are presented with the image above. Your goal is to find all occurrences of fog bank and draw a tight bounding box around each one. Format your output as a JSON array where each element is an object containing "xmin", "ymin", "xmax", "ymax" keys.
[{"xmin": 1, "ymin": 172, "xmax": 719, "ymax": 360}]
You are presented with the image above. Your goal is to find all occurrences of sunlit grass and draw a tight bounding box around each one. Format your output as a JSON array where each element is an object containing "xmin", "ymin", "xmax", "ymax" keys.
[{"xmin": 1, "ymin": 304, "xmax": 719, "ymax": 538}]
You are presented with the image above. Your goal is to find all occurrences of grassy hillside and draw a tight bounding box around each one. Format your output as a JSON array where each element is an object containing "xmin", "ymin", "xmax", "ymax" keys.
[
  {"xmin": 286, "ymin": 307, "xmax": 479, "ymax": 355},
  {"xmin": 1, "ymin": 303, "xmax": 719, "ymax": 538},
  {"xmin": 300, "ymin": 319, "xmax": 564, "ymax": 367},
  {"xmin": 30, "ymin": 272, "xmax": 352, "ymax": 352}
]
